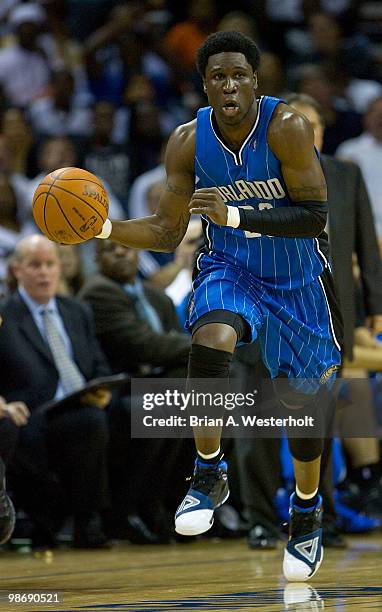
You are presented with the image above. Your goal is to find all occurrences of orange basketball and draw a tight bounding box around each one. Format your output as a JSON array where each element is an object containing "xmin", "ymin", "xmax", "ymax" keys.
[{"xmin": 32, "ymin": 167, "xmax": 109, "ymax": 245}]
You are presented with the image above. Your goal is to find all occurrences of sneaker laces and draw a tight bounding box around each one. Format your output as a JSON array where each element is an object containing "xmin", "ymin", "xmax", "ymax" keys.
[
  {"xmin": 188, "ymin": 462, "xmax": 225, "ymax": 496},
  {"xmin": 291, "ymin": 505, "xmax": 321, "ymax": 537}
]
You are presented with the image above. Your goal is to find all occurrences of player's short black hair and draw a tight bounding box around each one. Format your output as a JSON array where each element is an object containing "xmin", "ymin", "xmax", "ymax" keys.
[{"xmin": 196, "ymin": 31, "xmax": 260, "ymax": 76}]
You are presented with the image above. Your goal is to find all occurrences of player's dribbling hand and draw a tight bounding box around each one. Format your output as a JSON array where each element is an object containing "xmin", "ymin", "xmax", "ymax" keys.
[{"xmin": 189, "ymin": 188, "xmax": 228, "ymax": 225}]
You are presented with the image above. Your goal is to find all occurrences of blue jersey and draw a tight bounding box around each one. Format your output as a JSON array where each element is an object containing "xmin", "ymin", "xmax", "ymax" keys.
[{"xmin": 195, "ymin": 95, "xmax": 329, "ymax": 290}]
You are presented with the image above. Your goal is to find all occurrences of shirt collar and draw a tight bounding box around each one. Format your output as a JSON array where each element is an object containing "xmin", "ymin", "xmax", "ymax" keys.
[
  {"xmin": 18, "ymin": 285, "xmax": 58, "ymax": 317},
  {"xmin": 123, "ymin": 279, "xmax": 143, "ymax": 295}
]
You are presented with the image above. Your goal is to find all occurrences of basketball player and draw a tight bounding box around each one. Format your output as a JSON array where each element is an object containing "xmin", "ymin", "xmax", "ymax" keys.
[{"xmin": 95, "ymin": 31, "xmax": 342, "ymax": 581}]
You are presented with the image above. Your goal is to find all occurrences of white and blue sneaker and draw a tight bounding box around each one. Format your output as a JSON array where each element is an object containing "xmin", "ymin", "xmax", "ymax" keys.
[
  {"xmin": 175, "ymin": 457, "xmax": 229, "ymax": 536},
  {"xmin": 283, "ymin": 493, "xmax": 324, "ymax": 582}
]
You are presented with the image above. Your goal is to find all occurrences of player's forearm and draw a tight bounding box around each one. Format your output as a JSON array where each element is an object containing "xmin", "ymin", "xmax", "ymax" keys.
[
  {"xmin": 227, "ymin": 201, "xmax": 327, "ymax": 238},
  {"xmin": 98, "ymin": 215, "xmax": 186, "ymax": 252}
]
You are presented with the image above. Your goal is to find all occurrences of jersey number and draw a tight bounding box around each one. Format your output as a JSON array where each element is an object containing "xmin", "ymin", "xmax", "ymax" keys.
[{"xmin": 238, "ymin": 203, "xmax": 273, "ymax": 238}]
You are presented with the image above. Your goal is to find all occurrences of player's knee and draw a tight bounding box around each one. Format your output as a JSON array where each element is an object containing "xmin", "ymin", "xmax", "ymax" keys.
[
  {"xmin": 287, "ymin": 437, "xmax": 323, "ymax": 462},
  {"xmin": 192, "ymin": 323, "xmax": 237, "ymax": 353},
  {"xmin": 188, "ymin": 343, "xmax": 233, "ymax": 378},
  {"xmin": 274, "ymin": 375, "xmax": 322, "ymax": 411}
]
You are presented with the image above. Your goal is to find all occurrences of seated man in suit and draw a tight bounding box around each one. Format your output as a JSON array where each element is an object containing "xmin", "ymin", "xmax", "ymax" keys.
[
  {"xmin": 79, "ymin": 241, "xmax": 193, "ymax": 541},
  {"xmin": 0, "ymin": 390, "xmax": 30, "ymax": 546},
  {"xmin": 0, "ymin": 235, "xmax": 111, "ymax": 548},
  {"xmin": 80, "ymin": 240, "xmax": 190, "ymax": 376}
]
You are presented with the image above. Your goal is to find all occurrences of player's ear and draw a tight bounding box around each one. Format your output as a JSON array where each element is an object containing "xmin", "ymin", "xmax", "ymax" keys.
[
  {"xmin": 203, "ymin": 80, "xmax": 207, "ymax": 93},
  {"xmin": 253, "ymin": 72, "xmax": 258, "ymax": 90}
]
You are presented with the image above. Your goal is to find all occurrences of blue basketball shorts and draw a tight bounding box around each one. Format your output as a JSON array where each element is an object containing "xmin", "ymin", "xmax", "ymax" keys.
[{"xmin": 186, "ymin": 254, "xmax": 342, "ymax": 382}]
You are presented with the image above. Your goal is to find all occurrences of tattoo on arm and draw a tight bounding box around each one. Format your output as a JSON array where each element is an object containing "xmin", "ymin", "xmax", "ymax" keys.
[
  {"xmin": 288, "ymin": 184, "xmax": 327, "ymax": 200},
  {"xmin": 149, "ymin": 208, "xmax": 190, "ymax": 251},
  {"xmin": 165, "ymin": 181, "xmax": 192, "ymax": 197}
]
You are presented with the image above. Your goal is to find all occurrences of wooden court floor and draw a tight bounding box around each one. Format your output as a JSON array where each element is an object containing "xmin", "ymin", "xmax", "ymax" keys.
[{"xmin": 0, "ymin": 534, "xmax": 381, "ymax": 612}]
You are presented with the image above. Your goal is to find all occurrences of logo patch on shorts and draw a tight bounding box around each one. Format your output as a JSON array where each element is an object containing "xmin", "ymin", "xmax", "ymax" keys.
[{"xmin": 319, "ymin": 364, "xmax": 339, "ymax": 385}]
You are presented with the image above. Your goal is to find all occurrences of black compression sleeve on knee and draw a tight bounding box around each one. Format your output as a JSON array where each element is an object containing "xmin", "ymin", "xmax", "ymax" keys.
[
  {"xmin": 188, "ymin": 344, "xmax": 232, "ymax": 378},
  {"xmin": 287, "ymin": 437, "xmax": 323, "ymax": 462}
]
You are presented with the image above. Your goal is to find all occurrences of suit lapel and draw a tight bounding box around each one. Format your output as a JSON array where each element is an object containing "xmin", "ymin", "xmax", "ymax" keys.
[{"xmin": 15, "ymin": 293, "xmax": 54, "ymax": 364}]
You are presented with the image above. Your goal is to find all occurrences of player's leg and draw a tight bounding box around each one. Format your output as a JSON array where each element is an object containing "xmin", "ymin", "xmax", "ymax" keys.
[
  {"xmin": 175, "ymin": 312, "xmax": 250, "ymax": 536},
  {"xmin": 257, "ymin": 271, "xmax": 341, "ymax": 580},
  {"xmin": 282, "ymin": 393, "xmax": 325, "ymax": 582},
  {"xmin": 175, "ymin": 256, "xmax": 259, "ymax": 536}
]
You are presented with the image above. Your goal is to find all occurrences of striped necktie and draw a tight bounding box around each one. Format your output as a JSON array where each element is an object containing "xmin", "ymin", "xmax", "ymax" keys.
[
  {"xmin": 124, "ymin": 282, "xmax": 163, "ymax": 333},
  {"xmin": 41, "ymin": 308, "xmax": 84, "ymax": 395}
]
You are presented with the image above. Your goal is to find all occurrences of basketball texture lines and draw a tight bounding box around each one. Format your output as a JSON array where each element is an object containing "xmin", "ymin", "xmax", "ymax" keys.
[{"xmin": 33, "ymin": 166, "xmax": 109, "ymax": 244}]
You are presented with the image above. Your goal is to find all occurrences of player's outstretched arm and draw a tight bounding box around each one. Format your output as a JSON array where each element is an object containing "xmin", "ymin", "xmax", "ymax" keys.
[{"xmin": 97, "ymin": 123, "xmax": 195, "ymax": 252}]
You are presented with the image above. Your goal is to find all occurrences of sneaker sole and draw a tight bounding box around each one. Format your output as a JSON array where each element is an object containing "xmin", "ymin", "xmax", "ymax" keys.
[
  {"xmin": 283, "ymin": 546, "xmax": 324, "ymax": 582},
  {"xmin": 175, "ymin": 490, "xmax": 230, "ymax": 537}
]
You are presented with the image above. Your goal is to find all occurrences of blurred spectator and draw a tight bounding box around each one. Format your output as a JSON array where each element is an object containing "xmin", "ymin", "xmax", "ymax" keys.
[
  {"xmin": 57, "ymin": 245, "xmax": 84, "ymax": 297},
  {"xmin": 80, "ymin": 240, "xmax": 190, "ymax": 376},
  {"xmin": 84, "ymin": 4, "xmax": 173, "ymax": 107},
  {"xmin": 79, "ymin": 240, "xmax": 193, "ymax": 542},
  {"xmin": 256, "ymin": 53, "xmax": 286, "ymax": 99},
  {"xmin": 336, "ymin": 97, "xmax": 382, "ymax": 239},
  {"xmin": 38, "ymin": 0, "xmax": 88, "ymax": 80},
  {"xmin": 0, "ymin": 135, "xmax": 34, "ymax": 294},
  {"xmin": 123, "ymin": 72, "xmax": 183, "ymax": 137},
  {"xmin": 0, "ymin": 1, "xmax": 22, "ymax": 24},
  {"xmin": 324, "ymin": 59, "xmax": 382, "ymax": 115},
  {"xmin": 0, "ymin": 3, "xmax": 50, "ymax": 108},
  {"xmin": 28, "ymin": 69, "xmax": 92, "ymax": 140},
  {"xmin": 17, "ymin": 136, "xmax": 125, "ymax": 223},
  {"xmin": 218, "ymin": 10, "xmax": 258, "ymax": 40},
  {"xmin": 303, "ymin": 11, "xmax": 377, "ymax": 80},
  {"xmin": 1, "ymin": 107, "xmax": 36, "ymax": 177},
  {"xmin": 164, "ymin": 0, "xmax": 218, "ymax": 73},
  {"xmin": 0, "ymin": 173, "xmax": 25, "ymax": 296},
  {"xmin": 0, "ymin": 235, "xmax": 111, "ymax": 548},
  {"xmin": 295, "ymin": 63, "xmax": 362, "ymax": 153},
  {"xmin": 124, "ymin": 75, "xmax": 167, "ymax": 179},
  {"xmin": 82, "ymin": 101, "xmax": 130, "ymax": 208},
  {"xmin": 128, "ymin": 142, "xmax": 166, "ymax": 220},
  {"xmin": 67, "ymin": 0, "xmax": 122, "ymax": 41}
]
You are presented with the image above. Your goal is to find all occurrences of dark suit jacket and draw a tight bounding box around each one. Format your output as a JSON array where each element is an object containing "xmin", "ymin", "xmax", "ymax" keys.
[
  {"xmin": 78, "ymin": 274, "xmax": 190, "ymax": 374},
  {"xmin": 321, "ymin": 155, "xmax": 382, "ymax": 358},
  {"xmin": 0, "ymin": 290, "xmax": 110, "ymax": 411}
]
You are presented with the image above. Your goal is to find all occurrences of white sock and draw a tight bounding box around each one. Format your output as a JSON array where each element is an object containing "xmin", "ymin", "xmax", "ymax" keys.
[
  {"xmin": 295, "ymin": 485, "xmax": 318, "ymax": 500},
  {"xmin": 198, "ymin": 447, "xmax": 221, "ymax": 460}
]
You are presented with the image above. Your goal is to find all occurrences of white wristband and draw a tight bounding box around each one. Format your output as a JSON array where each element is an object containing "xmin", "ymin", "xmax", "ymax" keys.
[
  {"xmin": 226, "ymin": 206, "xmax": 241, "ymax": 228},
  {"xmin": 95, "ymin": 218, "xmax": 112, "ymax": 239}
]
